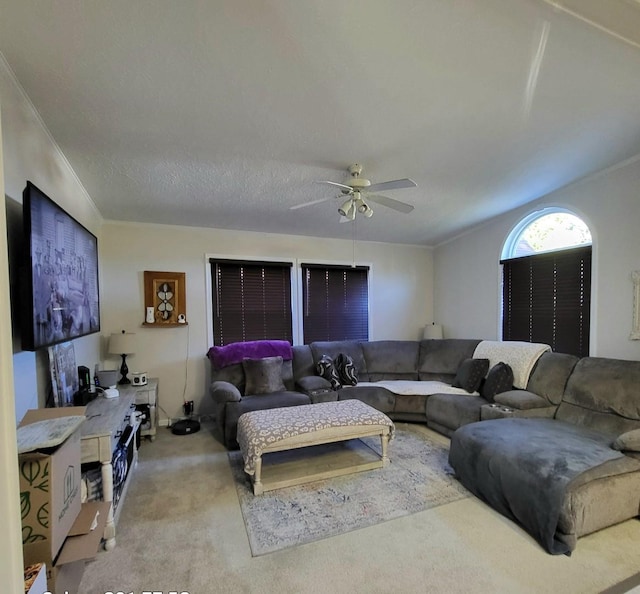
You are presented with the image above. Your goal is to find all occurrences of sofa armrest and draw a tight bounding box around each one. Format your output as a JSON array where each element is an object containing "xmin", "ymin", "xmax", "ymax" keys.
[
  {"xmin": 296, "ymin": 375, "xmax": 333, "ymax": 397},
  {"xmin": 494, "ymin": 390, "xmax": 551, "ymax": 410},
  {"xmin": 210, "ymin": 380, "xmax": 242, "ymax": 404}
]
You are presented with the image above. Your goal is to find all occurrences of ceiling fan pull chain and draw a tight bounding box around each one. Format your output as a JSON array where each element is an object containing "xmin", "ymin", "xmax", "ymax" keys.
[{"xmin": 352, "ymin": 216, "xmax": 357, "ymax": 268}]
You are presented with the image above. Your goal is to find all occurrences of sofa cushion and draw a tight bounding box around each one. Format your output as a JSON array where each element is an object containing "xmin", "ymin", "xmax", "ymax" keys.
[
  {"xmin": 296, "ymin": 375, "xmax": 333, "ymax": 396},
  {"xmin": 480, "ymin": 362, "xmax": 514, "ymax": 403},
  {"xmin": 361, "ymin": 340, "xmax": 419, "ymax": 381},
  {"xmin": 426, "ymin": 393, "xmax": 486, "ymax": 431},
  {"xmin": 337, "ymin": 386, "xmax": 396, "ymax": 413},
  {"xmin": 209, "ymin": 362, "xmax": 246, "ymax": 394},
  {"xmin": 557, "ymin": 357, "xmax": 640, "ymax": 436},
  {"xmin": 335, "ymin": 353, "xmax": 358, "ymax": 386},
  {"xmin": 494, "ymin": 390, "xmax": 551, "ymax": 410},
  {"xmin": 393, "ymin": 394, "xmax": 430, "ymax": 415},
  {"xmin": 527, "ymin": 352, "xmax": 579, "ymax": 405},
  {"xmin": 452, "ymin": 358, "xmax": 489, "ymax": 393},
  {"xmin": 418, "ymin": 339, "xmax": 481, "ymax": 381},
  {"xmin": 612, "ymin": 429, "xmax": 640, "ymax": 452},
  {"xmin": 316, "ymin": 355, "xmax": 341, "ymax": 389},
  {"xmin": 242, "ymin": 356, "xmax": 286, "ymax": 395},
  {"xmin": 292, "ymin": 344, "xmax": 315, "ymax": 380}
]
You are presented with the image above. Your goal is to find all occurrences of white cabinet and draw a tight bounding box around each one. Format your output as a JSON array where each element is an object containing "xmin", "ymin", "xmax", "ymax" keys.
[
  {"xmin": 81, "ymin": 391, "xmax": 139, "ymax": 550},
  {"xmin": 122, "ymin": 378, "xmax": 158, "ymax": 441}
]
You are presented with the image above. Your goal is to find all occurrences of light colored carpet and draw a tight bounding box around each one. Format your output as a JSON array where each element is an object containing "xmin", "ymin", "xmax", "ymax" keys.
[
  {"xmin": 229, "ymin": 426, "xmax": 470, "ymax": 555},
  {"xmin": 79, "ymin": 421, "xmax": 640, "ymax": 594}
]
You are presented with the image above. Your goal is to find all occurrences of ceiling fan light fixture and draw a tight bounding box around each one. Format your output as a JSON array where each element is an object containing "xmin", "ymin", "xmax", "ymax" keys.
[
  {"xmin": 356, "ymin": 198, "xmax": 372, "ymax": 215},
  {"xmin": 345, "ymin": 206, "xmax": 356, "ymax": 221},
  {"xmin": 295, "ymin": 164, "xmax": 416, "ymax": 220},
  {"xmin": 338, "ymin": 198, "xmax": 353, "ymax": 217}
]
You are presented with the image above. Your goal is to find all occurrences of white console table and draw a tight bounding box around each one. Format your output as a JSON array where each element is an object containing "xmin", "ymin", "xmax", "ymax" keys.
[
  {"xmin": 124, "ymin": 378, "xmax": 158, "ymax": 441},
  {"xmin": 81, "ymin": 391, "xmax": 138, "ymax": 550}
]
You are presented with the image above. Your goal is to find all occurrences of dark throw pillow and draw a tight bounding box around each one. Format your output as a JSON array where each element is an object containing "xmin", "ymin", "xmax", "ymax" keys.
[
  {"xmin": 480, "ymin": 362, "xmax": 514, "ymax": 402},
  {"xmin": 316, "ymin": 355, "xmax": 341, "ymax": 390},
  {"xmin": 335, "ymin": 353, "xmax": 358, "ymax": 386},
  {"xmin": 452, "ymin": 358, "xmax": 489, "ymax": 393},
  {"xmin": 242, "ymin": 356, "xmax": 286, "ymax": 395}
]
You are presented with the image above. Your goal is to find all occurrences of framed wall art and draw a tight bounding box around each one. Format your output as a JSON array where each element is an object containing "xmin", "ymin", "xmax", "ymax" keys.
[
  {"xmin": 48, "ymin": 341, "xmax": 78, "ymax": 406},
  {"xmin": 143, "ymin": 271, "xmax": 187, "ymax": 326}
]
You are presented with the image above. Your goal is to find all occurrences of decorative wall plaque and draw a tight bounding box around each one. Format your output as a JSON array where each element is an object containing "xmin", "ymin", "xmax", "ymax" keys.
[{"xmin": 143, "ymin": 271, "xmax": 187, "ymax": 326}]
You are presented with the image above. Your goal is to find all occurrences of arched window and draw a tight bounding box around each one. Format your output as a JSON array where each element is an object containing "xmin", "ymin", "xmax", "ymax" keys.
[{"xmin": 501, "ymin": 208, "xmax": 592, "ymax": 357}]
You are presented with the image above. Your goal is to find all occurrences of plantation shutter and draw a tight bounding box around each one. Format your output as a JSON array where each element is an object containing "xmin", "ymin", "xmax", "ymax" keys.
[
  {"xmin": 210, "ymin": 259, "xmax": 292, "ymax": 346},
  {"xmin": 301, "ymin": 264, "xmax": 369, "ymax": 343},
  {"xmin": 501, "ymin": 245, "xmax": 591, "ymax": 357}
]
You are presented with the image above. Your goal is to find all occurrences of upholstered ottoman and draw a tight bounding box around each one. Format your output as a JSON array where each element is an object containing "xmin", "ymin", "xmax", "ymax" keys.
[{"xmin": 237, "ymin": 400, "xmax": 395, "ymax": 494}]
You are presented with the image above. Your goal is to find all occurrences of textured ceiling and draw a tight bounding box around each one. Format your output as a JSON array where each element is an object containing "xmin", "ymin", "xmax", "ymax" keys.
[{"xmin": 1, "ymin": 0, "xmax": 640, "ymax": 245}]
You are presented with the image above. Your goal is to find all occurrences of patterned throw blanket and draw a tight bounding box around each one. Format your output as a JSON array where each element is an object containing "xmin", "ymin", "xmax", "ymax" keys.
[
  {"xmin": 473, "ymin": 340, "xmax": 550, "ymax": 389},
  {"xmin": 237, "ymin": 400, "xmax": 395, "ymax": 475}
]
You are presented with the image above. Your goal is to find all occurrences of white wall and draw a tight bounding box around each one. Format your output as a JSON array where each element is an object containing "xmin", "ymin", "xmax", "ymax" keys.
[
  {"xmin": 1, "ymin": 55, "xmax": 104, "ymax": 424},
  {"xmin": 0, "ymin": 85, "xmax": 25, "ymax": 594},
  {"xmin": 100, "ymin": 221, "xmax": 434, "ymax": 422},
  {"xmin": 434, "ymin": 158, "xmax": 640, "ymax": 361}
]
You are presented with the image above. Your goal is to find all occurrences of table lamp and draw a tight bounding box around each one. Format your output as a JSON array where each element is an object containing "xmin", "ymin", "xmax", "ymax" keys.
[{"xmin": 109, "ymin": 331, "xmax": 136, "ymax": 385}]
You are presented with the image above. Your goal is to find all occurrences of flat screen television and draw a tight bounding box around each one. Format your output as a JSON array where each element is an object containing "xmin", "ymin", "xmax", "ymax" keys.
[{"xmin": 22, "ymin": 181, "xmax": 100, "ymax": 350}]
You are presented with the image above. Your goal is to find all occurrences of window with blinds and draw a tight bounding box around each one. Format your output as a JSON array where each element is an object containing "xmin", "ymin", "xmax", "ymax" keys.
[
  {"xmin": 501, "ymin": 245, "xmax": 591, "ymax": 357},
  {"xmin": 301, "ymin": 264, "xmax": 369, "ymax": 343},
  {"xmin": 210, "ymin": 259, "xmax": 293, "ymax": 346}
]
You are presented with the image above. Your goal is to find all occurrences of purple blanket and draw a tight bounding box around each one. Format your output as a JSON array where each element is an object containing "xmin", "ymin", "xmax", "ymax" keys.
[{"xmin": 207, "ymin": 340, "xmax": 292, "ymax": 369}]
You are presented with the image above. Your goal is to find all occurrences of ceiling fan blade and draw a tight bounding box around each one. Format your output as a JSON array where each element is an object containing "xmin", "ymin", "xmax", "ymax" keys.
[
  {"xmin": 315, "ymin": 180, "xmax": 354, "ymax": 192},
  {"xmin": 289, "ymin": 196, "xmax": 334, "ymax": 210},
  {"xmin": 367, "ymin": 178, "xmax": 417, "ymax": 193},
  {"xmin": 367, "ymin": 194, "xmax": 414, "ymax": 214}
]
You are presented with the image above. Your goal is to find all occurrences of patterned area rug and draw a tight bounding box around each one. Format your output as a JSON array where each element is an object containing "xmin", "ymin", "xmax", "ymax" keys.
[{"xmin": 228, "ymin": 424, "xmax": 470, "ymax": 556}]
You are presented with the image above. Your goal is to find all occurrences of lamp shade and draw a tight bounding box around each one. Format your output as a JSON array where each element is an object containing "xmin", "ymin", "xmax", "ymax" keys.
[
  {"xmin": 423, "ymin": 324, "xmax": 444, "ymax": 340},
  {"xmin": 109, "ymin": 332, "xmax": 136, "ymax": 355}
]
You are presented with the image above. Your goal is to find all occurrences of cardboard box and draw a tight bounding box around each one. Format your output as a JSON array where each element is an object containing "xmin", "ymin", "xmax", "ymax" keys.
[
  {"xmin": 46, "ymin": 501, "xmax": 110, "ymax": 593},
  {"xmin": 18, "ymin": 407, "xmax": 86, "ymax": 565}
]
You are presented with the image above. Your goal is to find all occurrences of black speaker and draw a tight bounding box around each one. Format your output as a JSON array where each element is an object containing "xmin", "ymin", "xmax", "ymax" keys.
[
  {"xmin": 73, "ymin": 388, "xmax": 97, "ymax": 405},
  {"xmin": 78, "ymin": 365, "xmax": 91, "ymax": 392}
]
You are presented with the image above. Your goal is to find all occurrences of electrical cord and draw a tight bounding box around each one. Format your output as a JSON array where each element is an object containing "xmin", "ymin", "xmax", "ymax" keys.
[
  {"xmin": 181, "ymin": 322, "xmax": 193, "ymax": 416},
  {"xmin": 158, "ymin": 404, "xmax": 172, "ymax": 426}
]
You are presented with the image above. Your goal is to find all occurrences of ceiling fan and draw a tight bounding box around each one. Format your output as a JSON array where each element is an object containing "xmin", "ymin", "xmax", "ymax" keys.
[{"xmin": 291, "ymin": 164, "xmax": 417, "ymax": 221}]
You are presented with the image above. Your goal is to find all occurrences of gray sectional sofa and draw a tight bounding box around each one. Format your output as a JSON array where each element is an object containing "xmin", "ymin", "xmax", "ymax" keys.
[
  {"xmin": 449, "ymin": 356, "xmax": 640, "ymax": 555},
  {"xmin": 209, "ymin": 338, "xmax": 573, "ymax": 447},
  {"xmin": 208, "ymin": 338, "xmax": 640, "ymax": 554}
]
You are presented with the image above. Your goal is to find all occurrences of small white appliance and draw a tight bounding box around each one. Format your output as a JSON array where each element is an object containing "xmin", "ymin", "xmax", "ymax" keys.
[{"xmin": 132, "ymin": 371, "xmax": 148, "ymax": 386}]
